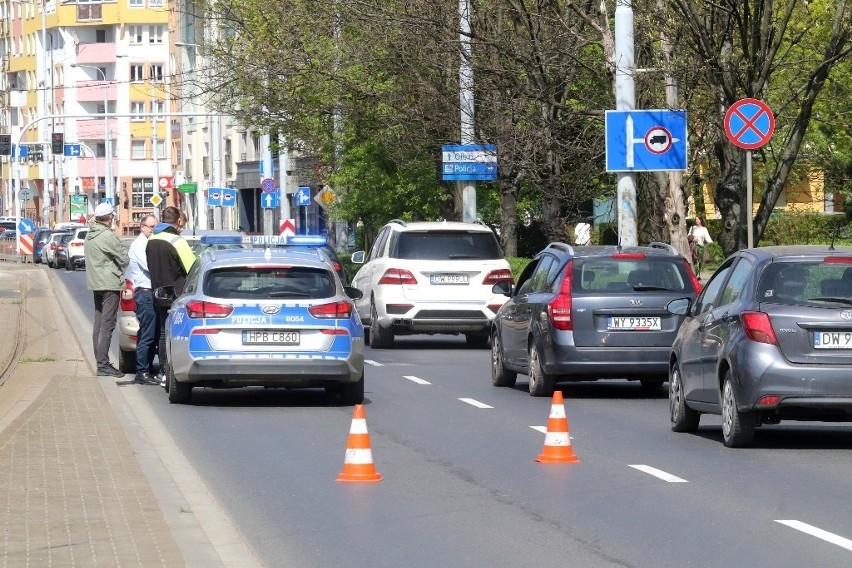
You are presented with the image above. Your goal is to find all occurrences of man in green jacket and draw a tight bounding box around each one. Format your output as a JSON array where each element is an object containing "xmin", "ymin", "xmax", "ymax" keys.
[{"xmin": 85, "ymin": 203, "xmax": 129, "ymax": 377}]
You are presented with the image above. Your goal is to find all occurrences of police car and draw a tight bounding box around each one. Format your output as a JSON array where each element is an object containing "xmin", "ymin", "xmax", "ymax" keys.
[{"xmin": 160, "ymin": 235, "xmax": 365, "ymax": 405}]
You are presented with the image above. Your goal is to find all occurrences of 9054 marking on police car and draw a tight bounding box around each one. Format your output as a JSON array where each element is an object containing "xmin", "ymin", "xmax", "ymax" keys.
[
  {"xmin": 242, "ymin": 330, "xmax": 301, "ymax": 345},
  {"xmin": 607, "ymin": 316, "xmax": 662, "ymax": 331}
]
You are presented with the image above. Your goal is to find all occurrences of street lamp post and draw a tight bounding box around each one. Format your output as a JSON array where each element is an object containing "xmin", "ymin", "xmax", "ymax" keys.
[{"xmin": 70, "ymin": 63, "xmax": 112, "ymax": 208}]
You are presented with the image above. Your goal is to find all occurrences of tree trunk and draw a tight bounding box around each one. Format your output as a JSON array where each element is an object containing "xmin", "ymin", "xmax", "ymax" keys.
[{"xmin": 499, "ymin": 179, "xmax": 519, "ymax": 257}]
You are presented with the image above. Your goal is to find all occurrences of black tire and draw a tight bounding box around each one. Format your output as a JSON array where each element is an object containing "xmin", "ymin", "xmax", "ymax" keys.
[
  {"xmin": 669, "ymin": 363, "xmax": 700, "ymax": 432},
  {"xmin": 167, "ymin": 365, "xmax": 192, "ymax": 404},
  {"xmin": 118, "ymin": 348, "xmax": 136, "ymax": 374},
  {"xmin": 465, "ymin": 333, "xmax": 489, "ymax": 348},
  {"xmin": 491, "ymin": 330, "xmax": 517, "ymax": 387},
  {"xmin": 369, "ymin": 302, "xmax": 394, "ymax": 349},
  {"xmin": 528, "ymin": 341, "xmax": 554, "ymax": 397},
  {"xmin": 721, "ymin": 370, "xmax": 755, "ymax": 447},
  {"xmin": 339, "ymin": 372, "xmax": 365, "ymax": 405}
]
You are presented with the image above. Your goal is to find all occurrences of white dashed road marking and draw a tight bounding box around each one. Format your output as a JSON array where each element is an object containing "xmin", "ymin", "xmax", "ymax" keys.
[
  {"xmin": 459, "ymin": 398, "xmax": 493, "ymax": 409},
  {"xmin": 776, "ymin": 520, "xmax": 852, "ymax": 552},
  {"xmin": 403, "ymin": 375, "xmax": 431, "ymax": 385},
  {"xmin": 629, "ymin": 464, "xmax": 688, "ymax": 483},
  {"xmin": 365, "ymin": 359, "xmax": 383, "ymax": 367}
]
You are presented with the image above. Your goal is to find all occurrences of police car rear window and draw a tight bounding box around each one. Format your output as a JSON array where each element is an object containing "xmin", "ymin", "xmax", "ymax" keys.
[{"xmin": 205, "ymin": 267, "xmax": 335, "ymax": 299}]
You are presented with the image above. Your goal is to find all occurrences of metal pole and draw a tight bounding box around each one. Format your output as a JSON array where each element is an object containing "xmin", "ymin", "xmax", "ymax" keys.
[
  {"xmin": 278, "ymin": 133, "xmax": 290, "ymax": 228},
  {"xmin": 212, "ymin": 113, "xmax": 223, "ymax": 230},
  {"xmin": 458, "ymin": 0, "xmax": 476, "ymax": 223},
  {"xmin": 614, "ymin": 0, "xmax": 638, "ymax": 247},
  {"xmin": 261, "ymin": 133, "xmax": 272, "ymax": 235},
  {"xmin": 746, "ymin": 151, "xmax": 753, "ymax": 249}
]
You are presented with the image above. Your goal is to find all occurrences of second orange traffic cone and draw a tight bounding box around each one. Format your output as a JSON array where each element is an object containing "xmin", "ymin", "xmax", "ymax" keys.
[
  {"xmin": 337, "ymin": 404, "xmax": 383, "ymax": 482},
  {"xmin": 536, "ymin": 391, "xmax": 580, "ymax": 463}
]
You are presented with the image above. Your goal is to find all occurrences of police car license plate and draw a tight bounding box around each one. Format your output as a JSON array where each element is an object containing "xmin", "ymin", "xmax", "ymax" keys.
[
  {"xmin": 607, "ymin": 317, "xmax": 661, "ymax": 331},
  {"xmin": 242, "ymin": 330, "xmax": 300, "ymax": 345},
  {"xmin": 813, "ymin": 331, "xmax": 852, "ymax": 349},
  {"xmin": 430, "ymin": 273, "xmax": 469, "ymax": 285}
]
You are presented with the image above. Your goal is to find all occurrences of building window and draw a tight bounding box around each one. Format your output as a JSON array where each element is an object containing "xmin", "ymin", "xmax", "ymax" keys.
[
  {"xmin": 153, "ymin": 100, "xmax": 165, "ymax": 118},
  {"xmin": 128, "ymin": 0, "xmax": 143, "ymax": 7},
  {"xmin": 130, "ymin": 65, "xmax": 144, "ymax": 82},
  {"xmin": 128, "ymin": 25, "xmax": 143, "ymax": 44},
  {"xmin": 150, "ymin": 64, "xmax": 164, "ymax": 82},
  {"xmin": 130, "ymin": 101, "xmax": 145, "ymax": 120},
  {"xmin": 131, "ymin": 140, "xmax": 146, "ymax": 159},
  {"xmin": 154, "ymin": 139, "xmax": 165, "ymax": 159},
  {"xmin": 76, "ymin": 2, "xmax": 102, "ymax": 22},
  {"xmin": 131, "ymin": 177, "xmax": 155, "ymax": 208},
  {"xmin": 148, "ymin": 25, "xmax": 164, "ymax": 44},
  {"xmin": 95, "ymin": 29, "xmax": 106, "ymax": 43}
]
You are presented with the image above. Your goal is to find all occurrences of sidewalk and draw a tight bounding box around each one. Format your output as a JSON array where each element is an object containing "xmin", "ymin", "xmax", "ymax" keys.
[{"xmin": 0, "ymin": 263, "xmax": 188, "ymax": 566}]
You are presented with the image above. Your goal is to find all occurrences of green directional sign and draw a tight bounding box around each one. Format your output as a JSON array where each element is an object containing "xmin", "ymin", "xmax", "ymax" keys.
[
  {"xmin": 178, "ymin": 183, "xmax": 198, "ymax": 194},
  {"xmin": 70, "ymin": 194, "xmax": 87, "ymax": 217}
]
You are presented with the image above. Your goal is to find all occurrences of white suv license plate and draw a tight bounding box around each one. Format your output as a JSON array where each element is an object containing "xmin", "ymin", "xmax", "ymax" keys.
[
  {"xmin": 607, "ymin": 317, "xmax": 661, "ymax": 331},
  {"xmin": 814, "ymin": 331, "xmax": 852, "ymax": 349},
  {"xmin": 242, "ymin": 330, "xmax": 300, "ymax": 345},
  {"xmin": 430, "ymin": 273, "xmax": 469, "ymax": 285}
]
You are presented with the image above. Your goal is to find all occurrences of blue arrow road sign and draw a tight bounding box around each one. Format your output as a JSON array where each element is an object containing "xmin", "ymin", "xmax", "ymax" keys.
[
  {"xmin": 13, "ymin": 144, "xmax": 28, "ymax": 159},
  {"xmin": 18, "ymin": 218, "xmax": 35, "ymax": 235},
  {"xmin": 295, "ymin": 186, "xmax": 311, "ymax": 207},
  {"xmin": 261, "ymin": 190, "xmax": 280, "ymax": 209},
  {"xmin": 605, "ymin": 110, "xmax": 687, "ymax": 172},
  {"xmin": 221, "ymin": 188, "xmax": 237, "ymax": 207},
  {"xmin": 64, "ymin": 144, "xmax": 81, "ymax": 157}
]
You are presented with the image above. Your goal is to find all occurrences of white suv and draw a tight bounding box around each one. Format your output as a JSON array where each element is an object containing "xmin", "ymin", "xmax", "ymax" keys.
[
  {"xmin": 64, "ymin": 227, "xmax": 89, "ymax": 271},
  {"xmin": 351, "ymin": 220, "xmax": 514, "ymax": 348}
]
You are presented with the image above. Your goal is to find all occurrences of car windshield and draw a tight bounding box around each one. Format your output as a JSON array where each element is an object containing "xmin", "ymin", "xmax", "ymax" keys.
[
  {"xmin": 573, "ymin": 258, "xmax": 692, "ymax": 293},
  {"xmin": 393, "ymin": 231, "xmax": 501, "ymax": 260},
  {"xmin": 759, "ymin": 261, "xmax": 852, "ymax": 306},
  {"xmin": 204, "ymin": 267, "xmax": 336, "ymax": 299}
]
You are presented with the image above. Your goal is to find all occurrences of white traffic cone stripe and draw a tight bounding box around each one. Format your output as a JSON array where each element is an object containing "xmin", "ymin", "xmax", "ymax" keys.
[
  {"xmin": 344, "ymin": 448, "xmax": 374, "ymax": 465},
  {"xmin": 549, "ymin": 405, "xmax": 566, "ymax": 419},
  {"xmin": 543, "ymin": 432, "xmax": 570, "ymax": 446},
  {"xmin": 349, "ymin": 418, "xmax": 369, "ymax": 434}
]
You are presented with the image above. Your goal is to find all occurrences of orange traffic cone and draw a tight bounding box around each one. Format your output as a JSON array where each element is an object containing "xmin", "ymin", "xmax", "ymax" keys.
[
  {"xmin": 337, "ymin": 404, "xmax": 383, "ymax": 482},
  {"xmin": 536, "ymin": 391, "xmax": 580, "ymax": 463}
]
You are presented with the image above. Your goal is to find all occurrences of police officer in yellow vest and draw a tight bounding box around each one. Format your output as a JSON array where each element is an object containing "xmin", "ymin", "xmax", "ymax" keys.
[{"xmin": 147, "ymin": 206, "xmax": 196, "ymax": 383}]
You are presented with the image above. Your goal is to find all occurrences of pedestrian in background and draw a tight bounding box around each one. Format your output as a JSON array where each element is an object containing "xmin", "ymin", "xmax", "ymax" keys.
[
  {"xmin": 126, "ymin": 214, "xmax": 160, "ymax": 385},
  {"xmin": 688, "ymin": 216, "xmax": 713, "ymax": 278},
  {"xmin": 84, "ymin": 203, "xmax": 129, "ymax": 377},
  {"xmin": 147, "ymin": 206, "xmax": 197, "ymax": 382}
]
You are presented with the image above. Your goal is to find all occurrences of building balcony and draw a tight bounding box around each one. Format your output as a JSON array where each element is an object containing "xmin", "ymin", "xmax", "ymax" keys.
[
  {"xmin": 75, "ymin": 42, "xmax": 117, "ymax": 65},
  {"xmin": 76, "ymin": 80, "xmax": 118, "ymax": 103}
]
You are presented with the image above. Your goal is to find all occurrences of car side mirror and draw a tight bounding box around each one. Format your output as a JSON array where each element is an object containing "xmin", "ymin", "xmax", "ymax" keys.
[
  {"xmin": 666, "ymin": 297, "xmax": 692, "ymax": 316},
  {"xmin": 154, "ymin": 285, "xmax": 177, "ymax": 304},
  {"xmin": 344, "ymin": 285, "xmax": 363, "ymax": 300},
  {"xmin": 350, "ymin": 250, "xmax": 365, "ymax": 264},
  {"xmin": 491, "ymin": 280, "xmax": 513, "ymax": 296}
]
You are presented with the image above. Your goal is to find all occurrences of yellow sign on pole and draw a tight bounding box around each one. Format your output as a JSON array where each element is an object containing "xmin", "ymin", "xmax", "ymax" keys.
[
  {"xmin": 314, "ymin": 185, "xmax": 336, "ymax": 209},
  {"xmin": 150, "ymin": 194, "xmax": 163, "ymax": 207}
]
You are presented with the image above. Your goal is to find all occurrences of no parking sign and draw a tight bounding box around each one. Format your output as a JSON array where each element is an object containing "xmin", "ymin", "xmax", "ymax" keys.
[{"xmin": 724, "ymin": 98, "xmax": 775, "ymax": 150}]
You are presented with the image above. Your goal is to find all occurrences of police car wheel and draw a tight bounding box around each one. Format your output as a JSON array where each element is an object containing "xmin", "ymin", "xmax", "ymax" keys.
[
  {"xmin": 167, "ymin": 367, "xmax": 192, "ymax": 404},
  {"xmin": 339, "ymin": 373, "xmax": 365, "ymax": 406}
]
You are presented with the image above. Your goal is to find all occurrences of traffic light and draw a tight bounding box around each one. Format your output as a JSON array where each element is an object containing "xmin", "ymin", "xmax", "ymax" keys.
[
  {"xmin": 51, "ymin": 132, "xmax": 64, "ymax": 155},
  {"xmin": 0, "ymin": 134, "xmax": 10, "ymax": 156}
]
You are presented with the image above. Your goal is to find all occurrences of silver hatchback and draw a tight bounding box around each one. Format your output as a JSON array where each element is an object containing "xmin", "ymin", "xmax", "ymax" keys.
[{"xmin": 668, "ymin": 245, "xmax": 852, "ymax": 447}]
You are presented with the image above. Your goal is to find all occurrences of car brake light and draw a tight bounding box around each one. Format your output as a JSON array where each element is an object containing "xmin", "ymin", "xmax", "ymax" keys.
[
  {"xmin": 823, "ymin": 257, "xmax": 852, "ymax": 264},
  {"xmin": 321, "ymin": 328, "xmax": 349, "ymax": 335},
  {"xmin": 379, "ymin": 268, "xmax": 417, "ymax": 285},
  {"xmin": 186, "ymin": 300, "xmax": 234, "ymax": 318},
  {"xmin": 612, "ymin": 253, "xmax": 646, "ymax": 259},
  {"xmin": 483, "ymin": 269, "xmax": 514, "ymax": 285},
  {"xmin": 309, "ymin": 300, "xmax": 353, "ymax": 318},
  {"xmin": 119, "ymin": 280, "xmax": 136, "ymax": 311},
  {"xmin": 683, "ymin": 260, "xmax": 702, "ymax": 293},
  {"xmin": 547, "ymin": 261, "xmax": 574, "ymax": 330},
  {"xmin": 741, "ymin": 311, "xmax": 778, "ymax": 345},
  {"xmin": 755, "ymin": 395, "xmax": 782, "ymax": 408}
]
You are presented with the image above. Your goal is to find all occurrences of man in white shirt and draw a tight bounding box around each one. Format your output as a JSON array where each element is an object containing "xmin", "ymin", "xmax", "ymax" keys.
[{"xmin": 127, "ymin": 214, "xmax": 160, "ymax": 385}]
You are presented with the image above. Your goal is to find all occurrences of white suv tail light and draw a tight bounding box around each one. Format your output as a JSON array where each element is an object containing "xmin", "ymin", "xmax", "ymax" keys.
[{"xmin": 378, "ymin": 268, "xmax": 417, "ymax": 285}]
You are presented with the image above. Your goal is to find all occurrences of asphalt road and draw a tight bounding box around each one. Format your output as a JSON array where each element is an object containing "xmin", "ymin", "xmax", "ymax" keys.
[{"xmin": 54, "ymin": 267, "xmax": 852, "ymax": 567}]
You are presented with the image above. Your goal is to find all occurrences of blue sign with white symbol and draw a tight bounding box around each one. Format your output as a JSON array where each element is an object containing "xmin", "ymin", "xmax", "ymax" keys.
[
  {"xmin": 295, "ymin": 186, "xmax": 312, "ymax": 207},
  {"xmin": 724, "ymin": 98, "xmax": 775, "ymax": 151},
  {"xmin": 221, "ymin": 188, "xmax": 237, "ymax": 207},
  {"xmin": 64, "ymin": 144, "xmax": 81, "ymax": 157},
  {"xmin": 101, "ymin": 197, "xmax": 114, "ymax": 206},
  {"xmin": 261, "ymin": 190, "xmax": 280, "ymax": 209},
  {"xmin": 441, "ymin": 144, "xmax": 498, "ymax": 181},
  {"xmin": 207, "ymin": 188, "xmax": 224, "ymax": 207},
  {"xmin": 18, "ymin": 218, "xmax": 35, "ymax": 235},
  {"xmin": 14, "ymin": 145, "xmax": 28, "ymax": 159},
  {"xmin": 605, "ymin": 110, "xmax": 687, "ymax": 172}
]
